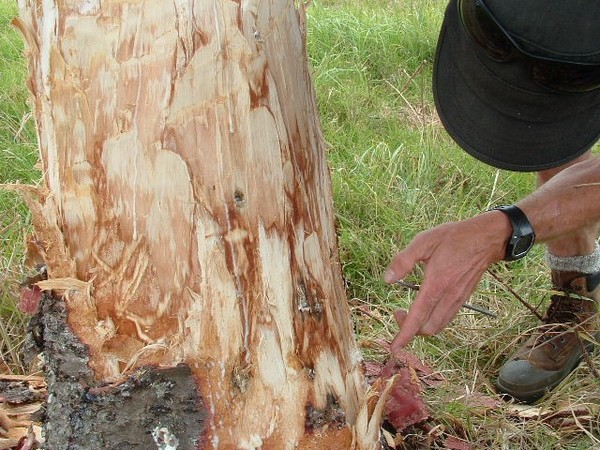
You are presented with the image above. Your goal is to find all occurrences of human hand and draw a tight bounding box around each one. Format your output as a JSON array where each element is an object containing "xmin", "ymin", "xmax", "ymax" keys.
[{"xmin": 383, "ymin": 212, "xmax": 509, "ymax": 353}]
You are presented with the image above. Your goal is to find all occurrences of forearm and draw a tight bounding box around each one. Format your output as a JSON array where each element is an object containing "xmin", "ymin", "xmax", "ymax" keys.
[
  {"xmin": 516, "ymin": 156, "xmax": 600, "ymax": 246},
  {"xmin": 425, "ymin": 155, "xmax": 600, "ymax": 270},
  {"xmin": 384, "ymin": 155, "xmax": 600, "ymax": 348}
]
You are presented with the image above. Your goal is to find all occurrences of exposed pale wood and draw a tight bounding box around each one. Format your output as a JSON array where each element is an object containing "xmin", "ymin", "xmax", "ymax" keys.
[{"xmin": 14, "ymin": 0, "xmax": 385, "ymax": 447}]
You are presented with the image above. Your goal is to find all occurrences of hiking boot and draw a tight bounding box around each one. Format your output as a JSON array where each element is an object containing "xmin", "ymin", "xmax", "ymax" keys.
[{"xmin": 496, "ymin": 270, "xmax": 600, "ymax": 403}]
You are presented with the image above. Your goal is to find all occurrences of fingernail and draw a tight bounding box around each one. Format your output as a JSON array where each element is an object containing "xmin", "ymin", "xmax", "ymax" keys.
[
  {"xmin": 383, "ymin": 269, "xmax": 395, "ymax": 284},
  {"xmin": 390, "ymin": 340, "xmax": 405, "ymax": 356}
]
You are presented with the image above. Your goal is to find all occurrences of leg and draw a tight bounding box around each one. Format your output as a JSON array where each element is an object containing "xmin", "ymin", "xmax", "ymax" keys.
[
  {"xmin": 496, "ymin": 151, "xmax": 600, "ymax": 403},
  {"xmin": 538, "ymin": 151, "xmax": 600, "ymax": 257}
]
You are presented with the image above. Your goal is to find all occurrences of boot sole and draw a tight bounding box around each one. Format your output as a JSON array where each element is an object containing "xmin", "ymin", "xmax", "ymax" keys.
[{"xmin": 496, "ymin": 336, "xmax": 598, "ymax": 403}]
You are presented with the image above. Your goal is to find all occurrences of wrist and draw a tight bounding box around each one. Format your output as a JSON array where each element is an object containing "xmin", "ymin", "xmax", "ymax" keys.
[
  {"xmin": 490, "ymin": 205, "xmax": 536, "ymax": 261},
  {"xmin": 478, "ymin": 210, "xmax": 514, "ymax": 262}
]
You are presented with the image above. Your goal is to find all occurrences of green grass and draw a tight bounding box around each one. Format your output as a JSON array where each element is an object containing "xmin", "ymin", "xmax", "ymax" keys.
[
  {"xmin": 307, "ymin": 0, "xmax": 536, "ymax": 298},
  {"xmin": 307, "ymin": 1, "xmax": 599, "ymax": 448},
  {"xmin": 0, "ymin": 0, "xmax": 598, "ymax": 447},
  {"xmin": 0, "ymin": 1, "xmax": 37, "ymax": 374}
]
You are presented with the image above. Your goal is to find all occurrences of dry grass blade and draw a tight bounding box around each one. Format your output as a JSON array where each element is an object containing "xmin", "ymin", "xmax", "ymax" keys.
[{"xmin": 486, "ymin": 269, "xmax": 544, "ymax": 320}]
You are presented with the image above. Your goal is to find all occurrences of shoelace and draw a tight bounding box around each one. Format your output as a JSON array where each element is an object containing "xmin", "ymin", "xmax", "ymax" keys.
[
  {"xmin": 543, "ymin": 294, "xmax": 588, "ymax": 325},
  {"xmin": 526, "ymin": 295, "xmax": 592, "ymax": 351}
]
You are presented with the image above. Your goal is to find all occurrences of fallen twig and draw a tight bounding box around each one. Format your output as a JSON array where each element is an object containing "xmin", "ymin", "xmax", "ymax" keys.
[
  {"xmin": 394, "ymin": 280, "xmax": 497, "ymax": 318},
  {"xmin": 486, "ymin": 269, "xmax": 543, "ymax": 320}
]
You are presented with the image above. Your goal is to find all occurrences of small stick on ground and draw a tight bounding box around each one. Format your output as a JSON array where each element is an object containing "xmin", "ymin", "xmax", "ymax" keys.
[
  {"xmin": 394, "ymin": 280, "xmax": 497, "ymax": 318},
  {"xmin": 486, "ymin": 269, "xmax": 544, "ymax": 321}
]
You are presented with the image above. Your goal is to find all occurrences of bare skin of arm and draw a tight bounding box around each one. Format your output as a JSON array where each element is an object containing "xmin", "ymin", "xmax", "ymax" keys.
[{"xmin": 384, "ymin": 155, "xmax": 600, "ymax": 352}]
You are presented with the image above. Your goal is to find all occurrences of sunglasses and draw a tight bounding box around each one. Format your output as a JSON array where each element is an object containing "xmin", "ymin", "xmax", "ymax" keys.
[{"xmin": 458, "ymin": 0, "xmax": 600, "ymax": 93}]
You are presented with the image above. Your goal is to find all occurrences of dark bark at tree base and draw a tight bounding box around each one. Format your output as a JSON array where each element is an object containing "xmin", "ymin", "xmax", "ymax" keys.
[{"xmin": 27, "ymin": 293, "xmax": 207, "ymax": 449}]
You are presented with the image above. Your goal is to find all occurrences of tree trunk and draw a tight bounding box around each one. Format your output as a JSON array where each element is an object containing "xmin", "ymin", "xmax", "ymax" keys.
[{"xmin": 14, "ymin": 0, "xmax": 380, "ymax": 448}]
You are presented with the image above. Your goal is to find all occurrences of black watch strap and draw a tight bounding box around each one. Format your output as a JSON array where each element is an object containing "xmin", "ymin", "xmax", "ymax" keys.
[{"xmin": 492, "ymin": 205, "xmax": 536, "ymax": 261}]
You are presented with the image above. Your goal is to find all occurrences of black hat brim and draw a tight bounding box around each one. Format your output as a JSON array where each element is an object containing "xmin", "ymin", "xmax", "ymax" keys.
[{"xmin": 433, "ymin": 0, "xmax": 600, "ymax": 172}]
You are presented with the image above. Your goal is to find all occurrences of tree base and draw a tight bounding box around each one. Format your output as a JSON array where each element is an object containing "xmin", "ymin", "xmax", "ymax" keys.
[{"xmin": 28, "ymin": 293, "xmax": 207, "ymax": 449}]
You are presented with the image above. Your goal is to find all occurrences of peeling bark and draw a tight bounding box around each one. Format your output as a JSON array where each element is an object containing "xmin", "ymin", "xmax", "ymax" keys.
[
  {"xmin": 13, "ymin": 0, "xmax": 380, "ymax": 448},
  {"xmin": 28, "ymin": 292, "xmax": 207, "ymax": 449}
]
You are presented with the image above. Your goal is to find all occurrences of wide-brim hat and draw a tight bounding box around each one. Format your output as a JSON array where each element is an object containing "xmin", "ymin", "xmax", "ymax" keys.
[{"xmin": 433, "ymin": 0, "xmax": 600, "ymax": 172}]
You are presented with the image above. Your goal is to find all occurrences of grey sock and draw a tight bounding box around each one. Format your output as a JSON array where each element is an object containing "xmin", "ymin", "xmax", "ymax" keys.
[{"xmin": 546, "ymin": 242, "xmax": 600, "ymax": 274}]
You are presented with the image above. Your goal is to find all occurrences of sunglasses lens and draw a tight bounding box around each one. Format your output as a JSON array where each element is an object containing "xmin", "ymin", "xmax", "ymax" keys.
[
  {"xmin": 531, "ymin": 61, "xmax": 600, "ymax": 93},
  {"xmin": 459, "ymin": 0, "xmax": 514, "ymax": 61},
  {"xmin": 459, "ymin": 0, "xmax": 600, "ymax": 93}
]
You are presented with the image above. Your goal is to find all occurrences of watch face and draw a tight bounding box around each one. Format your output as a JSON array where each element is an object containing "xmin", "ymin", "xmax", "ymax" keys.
[{"xmin": 512, "ymin": 235, "xmax": 534, "ymax": 258}]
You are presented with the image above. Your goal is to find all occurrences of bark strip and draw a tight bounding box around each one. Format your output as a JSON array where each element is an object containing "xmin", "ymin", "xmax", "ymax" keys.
[{"xmin": 28, "ymin": 292, "xmax": 207, "ymax": 449}]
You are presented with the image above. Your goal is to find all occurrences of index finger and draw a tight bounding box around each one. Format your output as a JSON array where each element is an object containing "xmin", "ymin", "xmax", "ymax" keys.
[{"xmin": 390, "ymin": 291, "xmax": 435, "ymax": 350}]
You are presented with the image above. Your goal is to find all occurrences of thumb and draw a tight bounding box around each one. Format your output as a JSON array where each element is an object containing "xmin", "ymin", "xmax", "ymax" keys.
[{"xmin": 383, "ymin": 245, "xmax": 421, "ymax": 284}]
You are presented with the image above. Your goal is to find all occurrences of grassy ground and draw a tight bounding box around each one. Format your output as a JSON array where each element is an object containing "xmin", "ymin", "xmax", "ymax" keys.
[
  {"xmin": 0, "ymin": 0, "xmax": 598, "ymax": 448},
  {"xmin": 0, "ymin": 0, "xmax": 38, "ymax": 375},
  {"xmin": 307, "ymin": 1, "xmax": 599, "ymax": 448}
]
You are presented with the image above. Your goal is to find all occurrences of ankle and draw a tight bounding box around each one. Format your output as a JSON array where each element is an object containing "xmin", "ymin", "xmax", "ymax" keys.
[
  {"xmin": 550, "ymin": 270, "xmax": 600, "ymax": 304},
  {"xmin": 546, "ymin": 243, "xmax": 600, "ymax": 274}
]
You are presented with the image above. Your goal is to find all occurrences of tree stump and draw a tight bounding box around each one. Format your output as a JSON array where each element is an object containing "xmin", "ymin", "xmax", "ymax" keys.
[{"xmin": 13, "ymin": 0, "xmax": 380, "ymax": 448}]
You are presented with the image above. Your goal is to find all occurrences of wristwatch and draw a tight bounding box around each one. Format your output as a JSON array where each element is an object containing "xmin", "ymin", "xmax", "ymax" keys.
[{"xmin": 492, "ymin": 205, "xmax": 536, "ymax": 261}]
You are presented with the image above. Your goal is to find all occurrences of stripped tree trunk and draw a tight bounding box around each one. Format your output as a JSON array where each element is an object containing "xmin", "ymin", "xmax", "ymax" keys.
[{"xmin": 14, "ymin": 0, "xmax": 383, "ymax": 448}]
